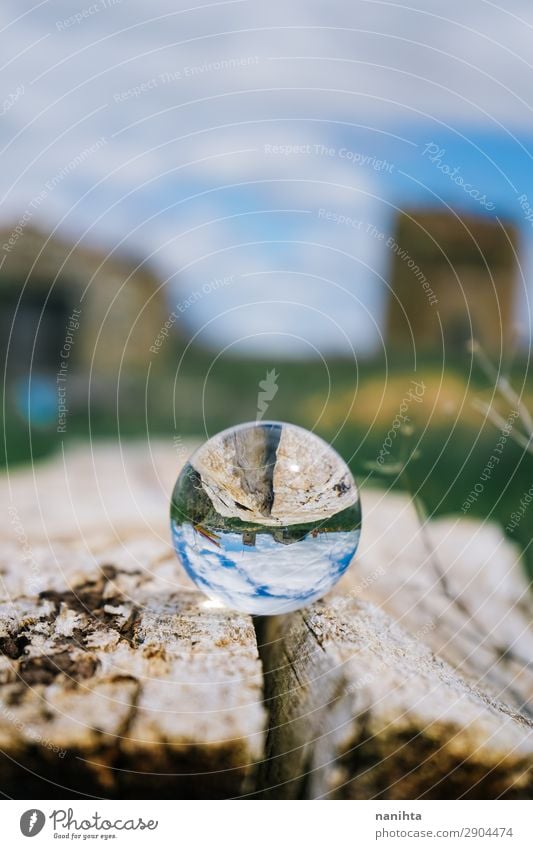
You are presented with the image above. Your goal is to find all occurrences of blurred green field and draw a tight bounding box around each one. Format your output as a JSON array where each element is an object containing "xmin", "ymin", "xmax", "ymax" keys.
[{"xmin": 3, "ymin": 344, "xmax": 533, "ymax": 577}]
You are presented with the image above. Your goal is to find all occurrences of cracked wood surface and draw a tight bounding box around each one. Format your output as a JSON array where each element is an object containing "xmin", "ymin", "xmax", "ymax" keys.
[
  {"xmin": 257, "ymin": 490, "xmax": 533, "ymax": 798},
  {"xmin": 1, "ymin": 443, "xmax": 532, "ymax": 799},
  {"xmin": 0, "ymin": 442, "xmax": 265, "ymax": 798},
  {"xmin": 342, "ymin": 490, "xmax": 533, "ymax": 716}
]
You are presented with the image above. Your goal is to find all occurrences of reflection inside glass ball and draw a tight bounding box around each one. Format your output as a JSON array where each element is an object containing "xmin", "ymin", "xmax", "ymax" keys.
[{"xmin": 170, "ymin": 421, "xmax": 362, "ymax": 614}]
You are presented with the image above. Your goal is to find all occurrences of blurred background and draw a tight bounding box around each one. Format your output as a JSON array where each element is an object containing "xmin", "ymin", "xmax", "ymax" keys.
[{"xmin": 1, "ymin": 0, "xmax": 532, "ymax": 571}]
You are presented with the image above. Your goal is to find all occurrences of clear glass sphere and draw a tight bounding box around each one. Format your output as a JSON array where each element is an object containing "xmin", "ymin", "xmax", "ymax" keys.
[{"xmin": 170, "ymin": 421, "xmax": 361, "ymax": 614}]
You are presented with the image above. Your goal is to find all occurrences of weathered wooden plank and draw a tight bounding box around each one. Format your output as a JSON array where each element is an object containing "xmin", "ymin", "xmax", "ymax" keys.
[
  {"xmin": 2, "ymin": 444, "xmax": 532, "ymax": 799},
  {"xmin": 0, "ymin": 442, "xmax": 265, "ymax": 798},
  {"xmin": 341, "ymin": 490, "xmax": 533, "ymax": 714},
  {"xmin": 257, "ymin": 491, "xmax": 533, "ymax": 799},
  {"xmin": 258, "ymin": 597, "xmax": 533, "ymax": 799}
]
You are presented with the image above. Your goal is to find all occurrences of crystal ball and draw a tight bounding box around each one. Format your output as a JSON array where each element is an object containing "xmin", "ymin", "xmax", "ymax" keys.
[{"xmin": 170, "ymin": 421, "xmax": 362, "ymax": 614}]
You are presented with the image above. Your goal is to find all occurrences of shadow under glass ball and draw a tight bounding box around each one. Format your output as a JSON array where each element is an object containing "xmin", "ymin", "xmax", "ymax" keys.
[{"xmin": 170, "ymin": 421, "xmax": 362, "ymax": 615}]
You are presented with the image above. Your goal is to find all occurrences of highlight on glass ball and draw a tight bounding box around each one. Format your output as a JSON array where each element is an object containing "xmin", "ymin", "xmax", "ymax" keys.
[{"xmin": 170, "ymin": 421, "xmax": 362, "ymax": 614}]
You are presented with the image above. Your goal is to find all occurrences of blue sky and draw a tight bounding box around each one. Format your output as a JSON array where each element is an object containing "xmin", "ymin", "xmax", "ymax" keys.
[{"xmin": 1, "ymin": 0, "xmax": 533, "ymax": 355}]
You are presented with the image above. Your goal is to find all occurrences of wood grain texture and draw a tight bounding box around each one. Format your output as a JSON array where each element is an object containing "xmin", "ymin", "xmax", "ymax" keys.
[
  {"xmin": 257, "ymin": 490, "xmax": 533, "ymax": 799},
  {"xmin": 341, "ymin": 490, "xmax": 533, "ymax": 716},
  {"xmin": 0, "ymin": 442, "xmax": 265, "ymax": 798},
  {"xmin": 1, "ymin": 444, "xmax": 531, "ymax": 799}
]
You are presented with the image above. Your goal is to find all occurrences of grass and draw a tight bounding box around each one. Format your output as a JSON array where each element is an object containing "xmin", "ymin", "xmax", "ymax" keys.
[{"xmin": 3, "ymin": 344, "xmax": 532, "ymax": 576}]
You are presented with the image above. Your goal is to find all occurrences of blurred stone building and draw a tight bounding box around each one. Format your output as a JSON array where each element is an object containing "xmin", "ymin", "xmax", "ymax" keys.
[
  {"xmin": 386, "ymin": 210, "xmax": 519, "ymax": 353},
  {"xmin": 0, "ymin": 226, "xmax": 176, "ymax": 429},
  {"xmin": 0, "ymin": 226, "xmax": 172, "ymax": 379}
]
